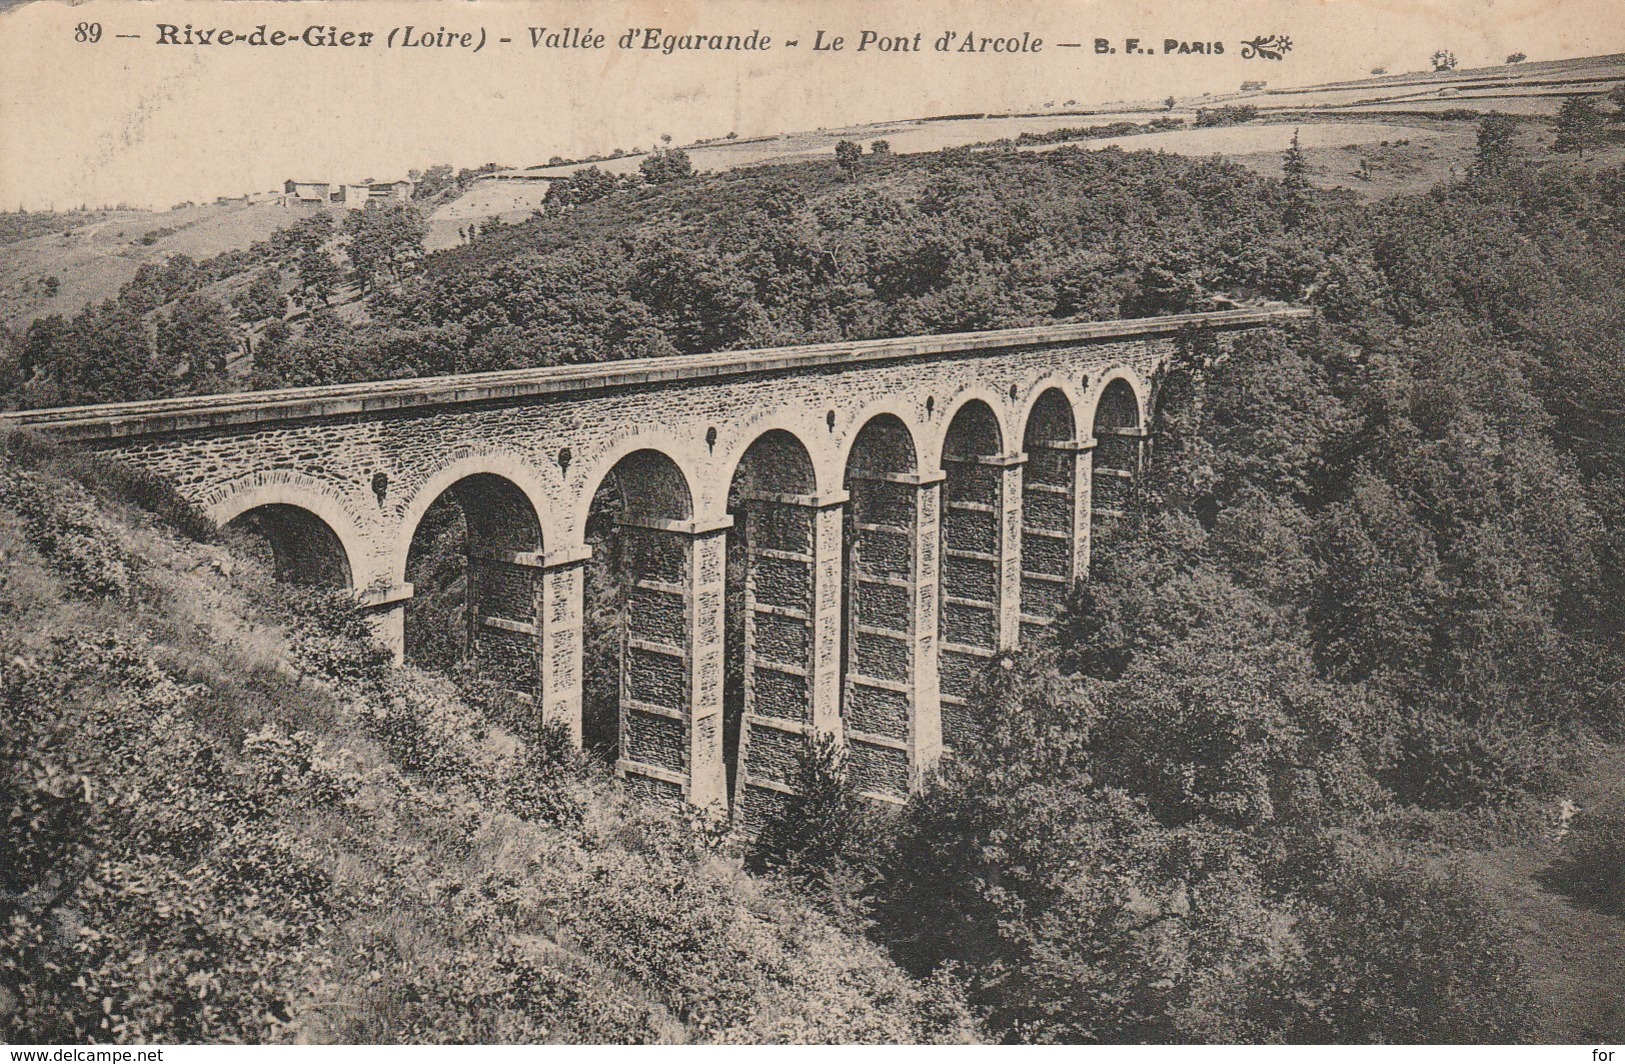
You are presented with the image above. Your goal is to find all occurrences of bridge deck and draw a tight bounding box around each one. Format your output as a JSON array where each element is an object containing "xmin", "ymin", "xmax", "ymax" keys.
[{"xmin": 0, "ymin": 307, "xmax": 1309, "ymax": 442}]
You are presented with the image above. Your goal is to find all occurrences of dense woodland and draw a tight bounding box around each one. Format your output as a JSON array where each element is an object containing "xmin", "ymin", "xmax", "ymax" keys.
[{"xmin": 4, "ymin": 115, "xmax": 1625, "ymax": 1042}]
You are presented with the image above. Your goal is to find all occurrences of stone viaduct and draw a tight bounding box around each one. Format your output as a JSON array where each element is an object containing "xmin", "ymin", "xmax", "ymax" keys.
[{"xmin": 2, "ymin": 307, "xmax": 1307, "ymax": 826}]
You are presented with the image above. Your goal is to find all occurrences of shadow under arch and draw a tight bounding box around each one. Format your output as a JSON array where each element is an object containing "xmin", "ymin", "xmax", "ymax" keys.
[
  {"xmin": 571, "ymin": 436, "xmax": 699, "ymax": 545},
  {"xmin": 839, "ymin": 412, "xmax": 936, "ymax": 802},
  {"xmin": 208, "ymin": 474, "xmax": 366, "ymax": 591},
  {"xmin": 581, "ymin": 447, "xmax": 726, "ymax": 805},
  {"xmin": 937, "ymin": 397, "xmax": 1013, "ymax": 749},
  {"xmin": 401, "ymin": 471, "xmax": 546, "ymax": 700},
  {"xmin": 223, "ymin": 504, "xmax": 354, "ymax": 589},
  {"xmin": 931, "ymin": 386, "xmax": 1014, "ymax": 474},
  {"xmin": 1090, "ymin": 375, "xmax": 1146, "ymax": 525}
]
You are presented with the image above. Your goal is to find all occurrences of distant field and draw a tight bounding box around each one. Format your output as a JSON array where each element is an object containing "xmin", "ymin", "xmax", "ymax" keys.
[
  {"xmin": 0, "ymin": 201, "xmax": 299, "ymax": 329},
  {"xmin": 1332, "ymin": 97, "xmax": 1583, "ymax": 117},
  {"xmin": 1035, "ymin": 121, "xmax": 1446, "ymax": 157},
  {"xmin": 428, "ymin": 110, "xmax": 1177, "ymax": 247}
]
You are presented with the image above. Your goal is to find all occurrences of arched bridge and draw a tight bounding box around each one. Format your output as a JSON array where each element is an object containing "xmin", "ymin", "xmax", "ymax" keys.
[{"xmin": 2, "ymin": 307, "xmax": 1308, "ymax": 825}]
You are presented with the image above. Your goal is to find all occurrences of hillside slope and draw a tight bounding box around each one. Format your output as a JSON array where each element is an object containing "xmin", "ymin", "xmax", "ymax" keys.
[
  {"xmin": 0, "ymin": 202, "xmax": 300, "ymax": 331},
  {"xmin": 0, "ymin": 437, "xmax": 974, "ymax": 1044}
]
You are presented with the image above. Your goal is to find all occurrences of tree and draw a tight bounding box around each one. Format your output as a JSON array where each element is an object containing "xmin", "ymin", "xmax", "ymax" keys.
[
  {"xmin": 1281, "ymin": 128, "xmax": 1310, "ymax": 192},
  {"xmin": 627, "ymin": 241, "xmax": 760, "ymax": 353},
  {"xmin": 543, "ymin": 166, "xmax": 617, "ymax": 209},
  {"xmin": 1472, "ymin": 113, "xmax": 1521, "ymax": 176},
  {"xmin": 156, "ymin": 292, "xmax": 241, "ymax": 391},
  {"xmin": 18, "ymin": 300, "xmax": 178, "ymax": 406},
  {"xmin": 870, "ymin": 139, "xmax": 892, "ymax": 156},
  {"xmin": 834, "ymin": 139, "xmax": 863, "ymax": 175},
  {"xmin": 1164, "ymin": 95, "xmax": 1177, "ymax": 110},
  {"xmin": 639, "ymin": 148, "xmax": 694, "ymax": 184},
  {"xmin": 1506, "ymin": 52, "xmax": 1527, "ymax": 64},
  {"xmin": 1241, "ymin": 853, "xmax": 1536, "ymax": 1042},
  {"xmin": 1553, "ymin": 95, "xmax": 1606, "ymax": 157},
  {"xmin": 1370, "ymin": 66, "xmax": 1387, "ymax": 75},
  {"xmin": 411, "ymin": 164, "xmax": 456, "ymax": 200},
  {"xmin": 344, "ymin": 204, "xmax": 427, "ymax": 292},
  {"xmin": 280, "ymin": 211, "xmax": 335, "ymax": 258},
  {"xmin": 232, "ymin": 268, "xmax": 286, "ymax": 324},
  {"xmin": 746, "ymin": 734, "xmax": 874, "ymax": 884},
  {"xmin": 1431, "ymin": 49, "xmax": 1458, "ymax": 72},
  {"xmin": 1610, "ymin": 82, "xmax": 1625, "ymax": 119}
]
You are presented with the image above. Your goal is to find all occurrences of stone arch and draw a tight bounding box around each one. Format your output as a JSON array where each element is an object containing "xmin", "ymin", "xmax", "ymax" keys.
[
  {"xmin": 843, "ymin": 411, "xmax": 920, "ymax": 481},
  {"xmin": 207, "ymin": 471, "xmax": 368, "ymax": 589},
  {"xmin": 1085, "ymin": 367, "xmax": 1151, "ymax": 438},
  {"xmin": 1022, "ymin": 386, "xmax": 1078, "ymax": 449},
  {"xmin": 572, "ymin": 436, "xmax": 700, "ymax": 543},
  {"xmin": 720, "ymin": 425, "xmax": 821, "ymax": 501},
  {"xmin": 391, "ymin": 450, "xmax": 555, "ymax": 586},
  {"xmin": 941, "ymin": 396, "xmax": 1006, "ymax": 462},
  {"xmin": 721, "ymin": 419, "xmax": 825, "ymax": 500},
  {"xmin": 1016, "ymin": 376, "xmax": 1086, "ymax": 446},
  {"xmin": 591, "ymin": 448, "xmax": 694, "ymax": 523},
  {"xmin": 713, "ymin": 410, "xmax": 841, "ymax": 504},
  {"xmin": 928, "ymin": 386, "xmax": 1017, "ymax": 473},
  {"xmin": 835, "ymin": 398, "xmax": 925, "ymax": 480}
]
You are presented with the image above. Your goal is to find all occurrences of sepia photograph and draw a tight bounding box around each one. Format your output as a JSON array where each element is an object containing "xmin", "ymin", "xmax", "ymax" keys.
[{"xmin": 0, "ymin": 0, "xmax": 1622, "ymax": 1048}]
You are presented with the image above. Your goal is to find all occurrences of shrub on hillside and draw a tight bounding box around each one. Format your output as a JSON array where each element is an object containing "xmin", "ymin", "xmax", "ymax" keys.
[
  {"xmin": 0, "ymin": 464, "xmax": 136, "ymax": 598},
  {"xmin": 2, "ymin": 461, "xmax": 974, "ymax": 1044},
  {"xmin": 746, "ymin": 733, "xmax": 878, "ymax": 882},
  {"xmin": 5, "ymin": 431, "xmax": 216, "ymax": 542},
  {"xmin": 1236, "ymin": 851, "xmax": 1537, "ymax": 1042}
]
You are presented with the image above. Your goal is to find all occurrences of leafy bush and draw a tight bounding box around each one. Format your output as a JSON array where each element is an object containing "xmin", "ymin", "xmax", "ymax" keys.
[
  {"xmin": 1195, "ymin": 105, "xmax": 1259, "ymax": 127},
  {"xmin": 746, "ymin": 733, "xmax": 879, "ymax": 884},
  {"xmin": 0, "ymin": 464, "xmax": 136, "ymax": 598}
]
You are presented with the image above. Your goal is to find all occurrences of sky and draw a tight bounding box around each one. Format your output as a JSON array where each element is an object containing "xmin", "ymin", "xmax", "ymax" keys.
[{"xmin": 2, "ymin": 0, "xmax": 1623, "ymax": 210}]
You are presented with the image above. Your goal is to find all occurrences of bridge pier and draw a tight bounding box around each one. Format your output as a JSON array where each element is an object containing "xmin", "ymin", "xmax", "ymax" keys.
[
  {"xmin": 616, "ymin": 515, "xmax": 731, "ymax": 812},
  {"xmin": 358, "ymin": 582, "xmax": 414, "ymax": 665},
  {"xmin": 1020, "ymin": 437, "xmax": 1096, "ymax": 634},
  {"xmin": 844, "ymin": 470, "xmax": 944, "ymax": 802},
  {"xmin": 939, "ymin": 450, "xmax": 1025, "ymax": 748},
  {"xmin": 733, "ymin": 490, "xmax": 847, "ymax": 830},
  {"xmin": 537, "ymin": 545, "xmax": 591, "ymax": 743}
]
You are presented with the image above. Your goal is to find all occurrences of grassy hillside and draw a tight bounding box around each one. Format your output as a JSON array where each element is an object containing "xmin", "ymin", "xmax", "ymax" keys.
[
  {"xmin": 0, "ymin": 435, "xmax": 974, "ymax": 1043},
  {"xmin": 0, "ymin": 202, "xmax": 302, "ymax": 331}
]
